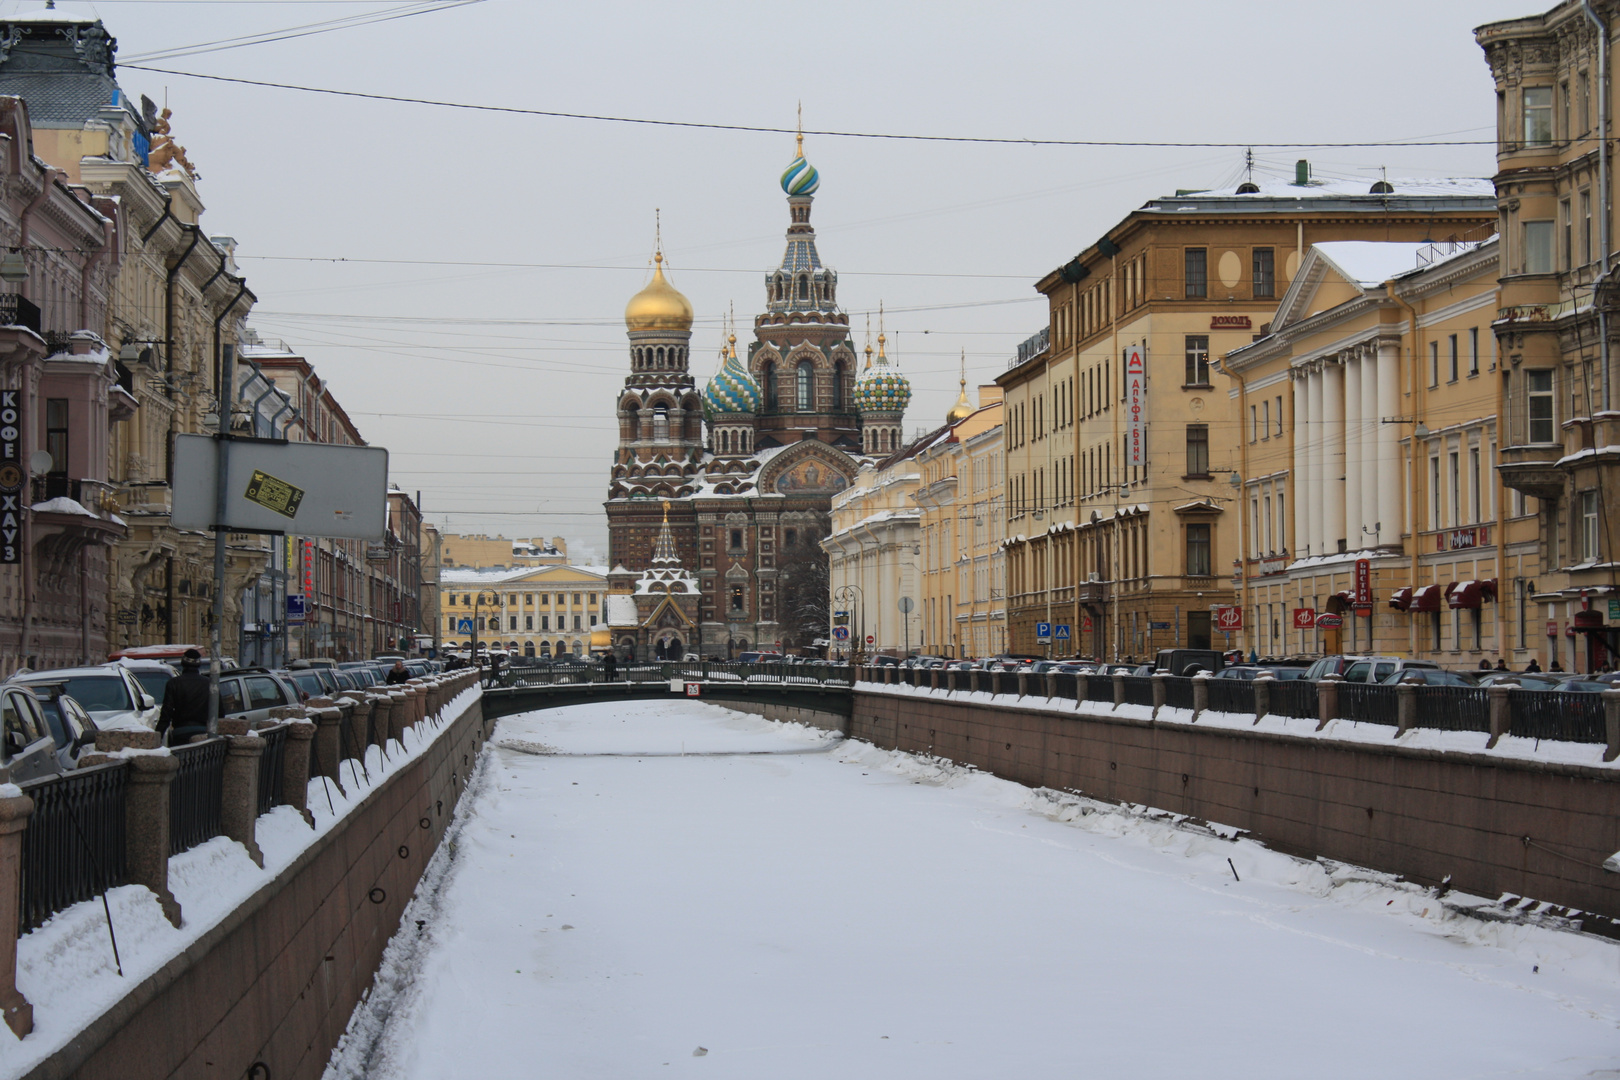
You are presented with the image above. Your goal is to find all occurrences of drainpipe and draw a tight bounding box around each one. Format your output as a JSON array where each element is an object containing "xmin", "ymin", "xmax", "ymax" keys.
[
  {"xmin": 16, "ymin": 165, "xmax": 58, "ymax": 666},
  {"xmin": 1225, "ymin": 358, "xmax": 1252, "ymax": 659},
  {"xmin": 1391, "ymin": 281, "xmax": 1425, "ymax": 659},
  {"xmin": 1585, "ymin": 1, "xmax": 1612, "ymax": 411},
  {"xmin": 140, "ymin": 194, "xmax": 174, "ymax": 245}
]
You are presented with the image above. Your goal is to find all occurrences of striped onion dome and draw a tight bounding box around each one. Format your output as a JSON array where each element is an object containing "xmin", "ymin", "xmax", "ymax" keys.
[
  {"xmin": 780, "ymin": 148, "xmax": 820, "ymax": 197},
  {"xmin": 704, "ymin": 339, "xmax": 760, "ymax": 415}
]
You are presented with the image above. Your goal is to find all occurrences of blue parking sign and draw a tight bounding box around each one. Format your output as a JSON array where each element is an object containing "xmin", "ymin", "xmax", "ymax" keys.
[
  {"xmin": 1055, "ymin": 624, "xmax": 1071, "ymax": 640},
  {"xmin": 1036, "ymin": 621, "xmax": 1051, "ymax": 642}
]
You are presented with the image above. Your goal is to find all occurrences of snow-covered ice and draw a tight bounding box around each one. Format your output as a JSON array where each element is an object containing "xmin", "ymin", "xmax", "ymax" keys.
[{"xmin": 329, "ymin": 698, "xmax": 1620, "ymax": 1080}]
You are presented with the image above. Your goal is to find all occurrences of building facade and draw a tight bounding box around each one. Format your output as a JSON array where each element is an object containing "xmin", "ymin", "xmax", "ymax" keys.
[
  {"xmin": 439, "ymin": 534, "xmax": 567, "ymax": 569},
  {"xmin": 913, "ymin": 384, "xmax": 1005, "ymax": 659},
  {"xmin": 1477, "ymin": 3, "xmax": 1620, "ymax": 670},
  {"xmin": 1001, "ymin": 173, "xmax": 1499, "ymax": 661},
  {"xmin": 1222, "ymin": 239, "xmax": 1530, "ymax": 666},
  {"xmin": 823, "ymin": 435, "xmax": 927, "ymax": 659},
  {"xmin": 440, "ymin": 564, "xmax": 605, "ymax": 659},
  {"xmin": 603, "ymin": 139, "xmax": 905, "ymax": 660}
]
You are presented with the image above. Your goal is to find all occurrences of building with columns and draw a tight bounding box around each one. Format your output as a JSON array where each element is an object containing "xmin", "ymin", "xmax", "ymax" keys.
[
  {"xmin": 1221, "ymin": 239, "xmax": 1530, "ymax": 665},
  {"xmin": 1003, "ymin": 171, "xmax": 1498, "ymax": 661},
  {"xmin": 1477, "ymin": 2, "xmax": 1620, "ymax": 670},
  {"xmin": 603, "ymin": 138, "xmax": 905, "ymax": 659}
]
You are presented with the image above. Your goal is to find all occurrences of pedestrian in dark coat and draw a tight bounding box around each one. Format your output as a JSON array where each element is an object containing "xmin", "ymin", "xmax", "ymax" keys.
[
  {"xmin": 602, "ymin": 652, "xmax": 618, "ymax": 681},
  {"xmin": 157, "ymin": 649, "xmax": 210, "ymax": 745},
  {"xmin": 1525, "ymin": 658, "xmax": 1542, "ymax": 673},
  {"xmin": 385, "ymin": 660, "xmax": 411, "ymax": 685}
]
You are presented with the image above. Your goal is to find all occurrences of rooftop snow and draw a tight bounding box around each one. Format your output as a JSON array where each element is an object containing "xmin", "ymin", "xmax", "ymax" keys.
[{"xmin": 1312, "ymin": 242, "xmax": 1433, "ymax": 287}]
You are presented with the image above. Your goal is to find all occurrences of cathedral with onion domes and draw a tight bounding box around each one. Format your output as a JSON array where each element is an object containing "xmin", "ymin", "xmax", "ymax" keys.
[{"xmin": 603, "ymin": 137, "xmax": 910, "ymax": 661}]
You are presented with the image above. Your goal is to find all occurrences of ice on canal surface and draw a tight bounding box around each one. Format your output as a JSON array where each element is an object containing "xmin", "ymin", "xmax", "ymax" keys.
[{"xmin": 327, "ymin": 699, "xmax": 1620, "ymax": 1080}]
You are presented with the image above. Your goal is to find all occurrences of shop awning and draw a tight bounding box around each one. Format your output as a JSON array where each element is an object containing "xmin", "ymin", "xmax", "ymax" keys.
[
  {"xmin": 1388, "ymin": 587, "xmax": 1413, "ymax": 611},
  {"xmin": 1409, "ymin": 584, "xmax": 1444, "ymax": 612},
  {"xmin": 1325, "ymin": 590, "xmax": 1355, "ymax": 614},
  {"xmin": 1446, "ymin": 579, "xmax": 1498, "ymax": 610}
]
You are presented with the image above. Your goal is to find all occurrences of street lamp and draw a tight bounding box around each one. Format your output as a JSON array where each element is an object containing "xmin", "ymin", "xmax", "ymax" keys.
[
  {"xmin": 834, "ymin": 583, "xmax": 864, "ymax": 665},
  {"xmin": 471, "ymin": 589, "xmax": 499, "ymax": 666}
]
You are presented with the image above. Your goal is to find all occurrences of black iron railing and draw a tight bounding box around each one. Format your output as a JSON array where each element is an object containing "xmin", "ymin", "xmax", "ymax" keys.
[
  {"xmin": 0, "ymin": 292, "xmax": 42, "ymax": 334},
  {"xmin": 1266, "ymin": 679, "xmax": 1318, "ymax": 720},
  {"xmin": 257, "ymin": 724, "xmax": 289, "ymax": 816},
  {"xmin": 1409, "ymin": 686, "xmax": 1491, "ymax": 733},
  {"xmin": 170, "ymin": 738, "xmax": 227, "ymax": 856},
  {"xmin": 1205, "ymin": 678, "xmax": 1256, "ymax": 716},
  {"xmin": 1162, "ymin": 676, "xmax": 1196, "ymax": 711},
  {"xmin": 1508, "ymin": 690, "xmax": 1607, "ymax": 743},
  {"xmin": 1051, "ymin": 673, "xmax": 1078, "ymax": 700},
  {"xmin": 19, "ymin": 762, "xmax": 128, "ymax": 933},
  {"xmin": 1087, "ymin": 676, "xmax": 1117, "ymax": 703},
  {"xmin": 501, "ymin": 661, "xmax": 855, "ymax": 688},
  {"xmin": 1338, "ymin": 683, "xmax": 1398, "ymax": 725},
  {"xmin": 1120, "ymin": 675, "xmax": 1155, "ymax": 707}
]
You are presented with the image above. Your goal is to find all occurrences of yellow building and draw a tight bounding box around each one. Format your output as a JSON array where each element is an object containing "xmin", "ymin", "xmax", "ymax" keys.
[
  {"xmin": 1221, "ymin": 238, "xmax": 1535, "ymax": 665},
  {"xmin": 441, "ymin": 565, "xmax": 606, "ymax": 659},
  {"xmin": 823, "ymin": 439, "xmax": 925, "ymax": 658},
  {"xmin": 1477, "ymin": 4, "xmax": 1620, "ymax": 671},
  {"xmin": 1001, "ymin": 171, "xmax": 1498, "ymax": 661},
  {"xmin": 913, "ymin": 384, "xmax": 1005, "ymax": 658}
]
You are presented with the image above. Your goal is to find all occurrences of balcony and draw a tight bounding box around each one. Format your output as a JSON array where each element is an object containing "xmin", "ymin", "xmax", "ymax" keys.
[
  {"xmin": 31, "ymin": 475, "xmax": 115, "ymax": 513},
  {"xmin": 0, "ymin": 293, "xmax": 41, "ymax": 334},
  {"xmin": 1496, "ymin": 444, "xmax": 1565, "ymax": 499},
  {"xmin": 1076, "ymin": 578, "xmax": 1110, "ymax": 604}
]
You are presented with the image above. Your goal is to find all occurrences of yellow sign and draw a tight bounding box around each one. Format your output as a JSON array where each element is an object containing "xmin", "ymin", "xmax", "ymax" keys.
[{"xmin": 244, "ymin": 469, "xmax": 304, "ymax": 520}]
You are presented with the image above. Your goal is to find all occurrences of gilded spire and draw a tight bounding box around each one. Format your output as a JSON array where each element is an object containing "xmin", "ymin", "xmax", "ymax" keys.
[
  {"xmin": 863, "ymin": 313, "xmax": 873, "ymax": 370},
  {"xmin": 876, "ymin": 303, "xmax": 887, "ymax": 363},
  {"xmin": 947, "ymin": 349, "xmax": 973, "ymax": 423},
  {"xmin": 625, "ymin": 212, "xmax": 693, "ymax": 332}
]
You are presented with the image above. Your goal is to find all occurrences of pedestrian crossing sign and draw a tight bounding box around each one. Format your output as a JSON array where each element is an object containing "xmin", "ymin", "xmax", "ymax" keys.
[{"xmin": 457, "ymin": 618, "xmax": 473, "ymax": 634}]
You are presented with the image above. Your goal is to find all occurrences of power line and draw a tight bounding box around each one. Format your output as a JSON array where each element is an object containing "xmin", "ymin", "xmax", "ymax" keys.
[
  {"xmin": 237, "ymin": 254, "xmax": 1033, "ymax": 280},
  {"xmin": 119, "ymin": 2, "xmax": 484, "ymax": 63},
  {"xmin": 118, "ymin": 64, "xmax": 1500, "ymax": 150}
]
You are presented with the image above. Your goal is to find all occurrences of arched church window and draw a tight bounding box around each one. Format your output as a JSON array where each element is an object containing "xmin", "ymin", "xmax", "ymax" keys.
[
  {"xmin": 797, "ymin": 360, "xmax": 813, "ymax": 411},
  {"xmin": 730, "ymin": 585, "xmax": 745, "ymax": 612},
  {"xmin": 656, "ymin": 347, "xmax": 665, "ymax": 368},
  {"xmin": 797, "ymin": 275, "xmax": 809, "ymax": 300},
  {"xmin": 653, "ymin": 406, "xmax": 669, "ymax": 442},
  {"xmin": 762, "ymin": 362, "xmax": 777, "ymax": 410},
  {"xmin": 833, "ymin": 359, "xmax": 847, "ymax": 409}
]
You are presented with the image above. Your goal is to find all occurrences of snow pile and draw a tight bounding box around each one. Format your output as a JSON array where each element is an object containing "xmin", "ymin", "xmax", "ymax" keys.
[
  {"xmin": 325, "ymin": 699, "xmax": 1620, "ymax": 1080},
  {"xmin": 0, "ymin": 683, "xmax": 481, "ymax": 1079}
]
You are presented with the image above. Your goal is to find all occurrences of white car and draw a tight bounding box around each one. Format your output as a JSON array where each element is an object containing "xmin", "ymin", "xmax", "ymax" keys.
[{"xmin": 9, "ymin": 665, "xmax": 161, "ymax": 730}]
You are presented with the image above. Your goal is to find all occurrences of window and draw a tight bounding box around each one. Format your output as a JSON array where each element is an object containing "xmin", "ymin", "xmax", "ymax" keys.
[
  {"xmin": 1184, "ymin": 335, "xmax": 1209, "ymax": 385},
  {"xmin": 1582, "ymin": 190, "xmax": 1593, "ymax": 264},
  {"xmin": 1562, "ymin": 80, "xmax": 1571, "ymax": 140},
  {"xmin": 1186, "ymin": 524, "xmax": 1212, "ymax": 576},
  {"xmin": 1469, "ymin": 327, "xmax": 1480, "ymax": 375},
  {"xmin": 1469, "ymin": 447, "xmax": 1481, "ymax": 524},
  {"xmin": 1185, "ymin": 424, "xmax": 1209, "ymax": 476},
  {"xmin": 796, "ymin": 360, "xmax": 813, "ymax": 411},
  {"xmin": 1430, "ymin": 456, "xmax": 1441, "ymax": 528},
  {"xmin": 1449, "ymin": 334, "xmax": 1459, "ymax": 382},
  {"xmin": 1524, "ymin": 220, "xmax": 1554, "ymax": 274},
  {"xmin": 590, "ymin": 593, "xmax": 598, "ymax": 604},
  {"xmin": 573, "ymin": 594, "xmax": 582, "ymax": 605},
  {"xmin": 1449, "ymin": 451, "xmax": 1460, "ymax": 527},
  {"xmin": 1581, "ymin": 71, "xmax": 1592, "ymax": 133},
  {"xmin": 1250, "ymin": 405, "xmax": 1258, "ymax": 443},
  {"xmin": 1275, "ymin": 396, "xmax": 1283, "ymax": 436},
  {"xmin": 833, "ymin": 359, "xmax": 846, "ymax": 409},
  {"xmin": 1581, "ymin": 490, "xmax": 1600, "ymax": 560},
  {"xmin": 1261, "ymin": 400, "xmax": 1270, "ymax": 439},
  {"xmin": 1528, "ymin": 370, "xmax": 1555, "ymax": 442},
  {"xmin": 525, "ymin": 615, "xmax": 533, "ymax": 630},
  {"xmin": 1523, "ymin": 87, "xmax": 1553, "ymax": 145},
  {"xmin": 1184, "ymin": 248, "xmax": 1207, "ymax": 298},
  {"xmin": 573, "ymin": 615, "xmax": 582, "ymax": 631},
  {"xmin": 44, "ymin": 399, "xmax": 67, "ymax": 476},
  {"xmin": 762, "ymin": 362, "xmax": 777, "ymax": 410},
  {"xmin": 508, "ymin": 616, "xmax": 517, "ymax": 631},
  {"xmin": 1429, "ymin": 341, "xmax": 1439, "ymax": 387},
  {"xmin": 652, "ymin": 406, "xmax": 669, "ymax": 442},
  {"xmin": 1562, "ymin": 199, "xmax": 1573, "ymax": 270},
  {"xmin": 1252, "ymin": 247, "xmax": 1275, "ymax": 298},
  {"xmin": 729, "ymin": 585, "xmax": 744, "ymax": 612},
  {"xmin": 729, "ymin": 528, "xmax": 743, "ymax": 549},
  {"xmin": 541, "ymin": 615, "xmax": 549, "ymax": 630}
]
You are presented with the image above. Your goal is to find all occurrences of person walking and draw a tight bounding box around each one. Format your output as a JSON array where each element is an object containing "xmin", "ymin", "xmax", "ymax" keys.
[
  {"xmin": 157, "ymin": 649, "xmax": 210, "ymax": 745},
  {"xmin": 1525, "ymin": 657, "xmax": 1542, "ymax": 673},
  {"xmin": 385, "ymin": 660, "xmax": 411, "ymax": 685},
  {"xmin": 1478, "ymin": 658, "xmax": 1492, "ymax": 669},
  {"xmin": 1494, "ymin": 658, "xmax": 1509, "ymax": 671},
  {"xmin": 602, "ymin": 650, "xmax": 618, "ymax": 682}
]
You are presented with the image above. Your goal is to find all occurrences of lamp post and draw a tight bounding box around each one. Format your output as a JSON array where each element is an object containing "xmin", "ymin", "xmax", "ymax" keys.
[
  {"xmin": 471, "ymin": 589, "xmax": 498, "ymax": 668},
  {"xmin": 834, "ymin": 583, "xmax": 864, "ymax": 665}
]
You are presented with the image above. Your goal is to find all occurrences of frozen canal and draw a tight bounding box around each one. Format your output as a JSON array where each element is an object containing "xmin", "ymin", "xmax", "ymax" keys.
[{"xmin": 328, "ymin": 700, "xmax": 1620, "ymax": 1080}]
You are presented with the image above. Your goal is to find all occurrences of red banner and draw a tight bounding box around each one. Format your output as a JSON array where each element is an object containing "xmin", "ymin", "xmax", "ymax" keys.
[
  {"xmin": 1292, "ymin": 608, "xmax": 1316, "ymax": 629},
  {"xmin": 1354, "ymin": 559, "xmax": 1371, "ymax": 606}
]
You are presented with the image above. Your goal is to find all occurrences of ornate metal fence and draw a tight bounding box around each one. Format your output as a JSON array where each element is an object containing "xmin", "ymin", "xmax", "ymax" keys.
[
  {"xmin": 257, "ymin": 724, "xmax": 289, "ymax": 816},
  {"xmin": 170, "ymin": 738, "xmax": 227, "ymax": 856},
  {"xmin": 1119, "ymin": 676, "xmax": 1155, "ymax": 707},
  {"xmin": 1266, "ymin": 679, "xmax": 1318, "ymax": 720},
  {"xmin": 1051, "ymin": 673, "xmax": 1078, "ymax": 701},
  {"xmin": 1162, "ymin": 677, "xmax": 1197, "ymax": 711},
  {"xmin": 1337, "ymin": 684, "xmax": 1398, "ymax": 725},
  {"xmin": 1087, "ymin": 676, "xmax": 1117, "ymax": 703},
  {"xmin": 1508, "ymin": 690, "xmax": 1607, "ymax": 743},
  {"xmin": 1409, "ymin": 686, "xmax": 1491, "ymax": 733},
  {"xmin": 19, "ymin": 762, "xmax": 128, "ymax": 933},
  {"xmin": 1205, "ymin": 678, "xmax": 1256, "ymax": 716}
]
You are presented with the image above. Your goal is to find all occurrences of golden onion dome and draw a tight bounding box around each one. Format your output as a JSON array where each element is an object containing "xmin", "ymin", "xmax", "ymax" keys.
[
  {"xmin": 625, "ymin": 253, "xmax": 694, "ymax": 332},
  {"xmin": 946, "ymin": 379, "xmax": 973, "ymax": 423}
]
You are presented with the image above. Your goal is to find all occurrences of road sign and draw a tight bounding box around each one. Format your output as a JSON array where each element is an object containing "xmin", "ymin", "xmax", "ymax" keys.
[
  {"xmin": 832, "ymin": 626, "xmax": 849, "ymax": 641},
  {"xmin": 833, "ymin": 610, "xmax": 849, "ymax": 625},
  {"xmin": 1213, "ymin": 606, "xmax": 1243, "ymax": 632},
  {"xmin": 1314, "ymin": 612, "xmax": 1344, "ymax": 629},
  {"xmin": 898, "ymin": 596, "xmax": 915, "ymax": 614},
  {"xmin": 685, "ymin": 683, "xmax": 701, "ymax": 697},
  {"xmin": 457, "ymin": 618, "xmax": 474, "ymax": 635},
  {"xmin": 1610, "ymin": 599, "xmax": 1620, "ymax": 621},
  {"xmin": 1292, "ymin": 608, "xmax": 1316, "ymax": 630},
  {"xmin": 1149, "ymin": 621, "xmax": 1170, "ymax": 630},
  {"xmin": 866, "ymin": 634, "xmax": 874, "ymax": 644},
  {"xmin": 1036, "ymin": 621, "xmax": 1052, "ymax": 643},
  {"xmin": 1054, "ymin": 624, "xmax": 1071, "ymax": 640},
  {"xmin": 172, "ymin": 434, "xmax": 388, "ymax": 539},
  {"xmin": 286, "ymin": 594, "xmax": 306, "ymax": 625}
]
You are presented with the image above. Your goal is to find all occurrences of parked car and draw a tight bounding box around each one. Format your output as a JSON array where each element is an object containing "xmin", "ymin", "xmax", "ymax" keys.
[
  {"xmin": 0, "ymin": 685, "xmax": 62, "ymax": 783},
  {"xmin": 1153, "ymin": 649, "xmax": 1225, "ymax": 677},
  {"xmin": 1554, "ymin": 679, "xmax": 1612, "ymax": 693},
  {"xmin": 1378, "ymin": 668, "xmax": 1479, "ymax": 687},
  {"xmin": 735, "ymin": 651, "xmax": 783, "ymax": 664},
  {"xmin": 214, "ymin": 670, "xmax": 303, "ymax": 724},
  {"xmin": 1476, "ymin": 672, "xmax": 1568, "ymax": 691},
  {"xmin": 9, "ymin": 666, "xmax": 160, "ymax": 730},
  {"xmin": 114, "ymin": 658, "xmax": 177, "ymax": 705},
  {"xmin": 30, "ymin": 687, "xmax": 98, "ymax": 771},
  {"xmin": 1339, "ymin": 658, "xmax": 1440, "ymax": 684}
]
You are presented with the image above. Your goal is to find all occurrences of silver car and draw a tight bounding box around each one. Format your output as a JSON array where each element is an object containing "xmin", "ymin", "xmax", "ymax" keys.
[
  {"xmin": 0, "ymin": 685, "xmax": 63, "ymax": 783},
  {"xmin": 10, "ymin": 666, "xmax": 160, "ymax": 730}
]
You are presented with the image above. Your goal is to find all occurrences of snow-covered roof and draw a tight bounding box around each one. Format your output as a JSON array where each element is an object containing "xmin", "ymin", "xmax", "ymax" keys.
[
  {"xmin": 441, "ymin": 564, "xmax": 605, "ymax": 586},
  {"xmin": 605, "ymin": 595, "xmax": 639, "ymax": 627},
  {"xmin": 1313, "ymin": 242, "xmax": 1432, "ymax": 287},
  {"xmin": 1154, "ymin": 177, "xmax": 1495, "ymax": 202}
]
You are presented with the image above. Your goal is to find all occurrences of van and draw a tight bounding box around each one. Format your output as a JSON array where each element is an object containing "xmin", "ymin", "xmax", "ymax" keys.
[{"xmin": 1153, "ymin": 649, "xmax": 1225, "ymax": 677}]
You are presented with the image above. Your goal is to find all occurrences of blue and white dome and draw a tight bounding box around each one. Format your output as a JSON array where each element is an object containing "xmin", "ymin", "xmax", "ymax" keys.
[
  {"xmin": 780, "ymin": 146, "xmax": 820, "ymax": 197},
  {"xmin": 853, "ymin": 344, "xmax": 911, "ymax": 414},
  {"xmin": 704, "ymin": 340, "xmax": 760, "ymax": 415}
]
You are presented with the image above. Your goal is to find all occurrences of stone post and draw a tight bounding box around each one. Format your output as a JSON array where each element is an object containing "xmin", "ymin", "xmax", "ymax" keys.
[
  {"xmin": 370, "ymin": 694, "xmax": 395, "ymax": 747},
  {"xmin": 1045, "ymin": 671, "xmax": 1056, "ymax": 699},
  {"xmin": 929, "ymin": 667, "xmax": 939, "ymax": 690},
  {"xmin": 218, "ymin": 722, "xmax": 265, "ymax": 868},
  {"xmin": 1151, "ymin": 672, "xmax": 1168, "ymax": 718},
  {"xmin": 969, "ymin": 670, "xmax": 980, "ymax": 695},
  {"xmin": 1486, "ymin": 683, "xmax": 1515, "ymax": 749},
  {"xmin": 1253, "ymin": 676, "xmax": 1271, "ymax": 724},
  {"xmin": 339, "ymin": 692, "xmax": 373, "ymax": 753},
  {"xmin": 1016, "ymin": 671, "xmax": 1028, "ymax": 698},
  {"xmin": 946, "ymin": 669, "xmax": 957, "ymax": 693},
  {"xmin": 884, "ymin": 666, "xmax": 894, "ymax": 685},
  {"xmin": 1604, "ymin": 688, "xmax": 1620, "ymax": 763},
  {"xmin": 1396, "ymin": 680, "xmax": 1418, "ymax": 736},
  {"xmin": 1191, "ymin": 674, "xmax": 1208, "ymax": 721},
  {"xmin": 1074, "ymin": 672, "xmax": 1088, "ymax": 708},
  {"xmin": 281, "ymin": 719, "xmax": 316, "ymax": 825},
  {"xmin": 308, "ymin": 701, "xmax": 346, "ymax": 796},
  {"xmin": 0, "ymin": 793, "xmax": 32, "ymax": 1037},
  {"xmin": 125, "ymin": 755, "xmax": 182, "ymax": 926},
  {"xmin": 1112, "ymin": 671, "xmax": 1125, "ymax": 708},
  {"xmin": 388, "ymin": 691, "xmax": 410, "ymax": 742},
  {"xmin": 1316, "ymin": 674, "xmax": 1342, "ymax": 731}
]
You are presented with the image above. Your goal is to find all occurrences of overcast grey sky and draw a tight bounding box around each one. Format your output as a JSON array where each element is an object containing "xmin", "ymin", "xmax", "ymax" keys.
[{"xmin": 11, "ymin": 0, "xmax": 1531, "ymax": 558}]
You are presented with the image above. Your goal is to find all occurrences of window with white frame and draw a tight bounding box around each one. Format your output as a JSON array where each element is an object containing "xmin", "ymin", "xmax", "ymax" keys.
[
  {"xmin": 1528, "ymin": 370, "xmax": 1555, "ymax": 443},
  {"xmin": 1580, "ymin": 490, "xmax": 1600, "ymax": 561},
  {"xmin": 1523, "ymin": 86, "xmax": 1554, "ymax": 144},
  {"xmin": 1524, "ymin": 220, "xmax": 1555, "ymax": 274}
]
